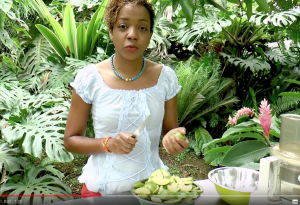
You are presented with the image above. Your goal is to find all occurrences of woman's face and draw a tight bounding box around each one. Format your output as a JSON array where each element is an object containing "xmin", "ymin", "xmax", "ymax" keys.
[{"xmin": 110, "ymin": 3, "xmax": 152, "ymax": 60}]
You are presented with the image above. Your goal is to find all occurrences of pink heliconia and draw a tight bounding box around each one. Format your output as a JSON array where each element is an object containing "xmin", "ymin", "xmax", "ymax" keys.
[
  {"xmin": 228, "ymin": 107, "xmax": 255, "ymax": 125},
  {"xmin": 259, "ymin": 98, "xmax": 272, "ymax": 139}
]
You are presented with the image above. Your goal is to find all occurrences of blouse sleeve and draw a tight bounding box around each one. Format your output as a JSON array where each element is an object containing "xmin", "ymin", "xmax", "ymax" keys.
[
  {"xmin": 163, "ymin": 66, "xmax": 182, "ymax": 101},
  {"xmin": 70, "ymin": 65, "xmax": 98, "ymax": 104}
]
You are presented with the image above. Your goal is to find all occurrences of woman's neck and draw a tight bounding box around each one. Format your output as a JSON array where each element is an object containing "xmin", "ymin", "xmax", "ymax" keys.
[{"xmin": 111, "ymin": 53, "xmax": 145, "ymax": 77}]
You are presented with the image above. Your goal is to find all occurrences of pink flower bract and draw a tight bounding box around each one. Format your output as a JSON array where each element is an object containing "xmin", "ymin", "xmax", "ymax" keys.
[
  {"xmin": 228, "ymin": 107, "xmax": 255, "ymax": 125},
  {"xmin": 259, "ymin": 99, "xmax": 272, "ymax": 139}
]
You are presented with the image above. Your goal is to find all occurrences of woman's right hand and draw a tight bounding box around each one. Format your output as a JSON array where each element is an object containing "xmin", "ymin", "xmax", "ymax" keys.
[{"xmin": 106, "ymin": 132, "xmax": 138, "ymax": 155}]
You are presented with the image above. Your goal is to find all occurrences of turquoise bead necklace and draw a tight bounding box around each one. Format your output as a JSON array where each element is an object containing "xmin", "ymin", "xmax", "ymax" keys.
[{"xmin": 110, "ymin": 53, "xmax": 145, "ymax": 82}]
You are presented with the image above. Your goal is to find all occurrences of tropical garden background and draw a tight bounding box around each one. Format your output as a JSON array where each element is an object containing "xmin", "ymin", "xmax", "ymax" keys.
[{"xmin": 1, "ymin": 0, "xmax": 300, "ymax": 204}]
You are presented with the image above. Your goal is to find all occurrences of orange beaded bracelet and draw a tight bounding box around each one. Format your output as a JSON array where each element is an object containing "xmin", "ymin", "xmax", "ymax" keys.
[{"xmin": 102, "ymin": 137, "xmax": 112, "ymax": 153}]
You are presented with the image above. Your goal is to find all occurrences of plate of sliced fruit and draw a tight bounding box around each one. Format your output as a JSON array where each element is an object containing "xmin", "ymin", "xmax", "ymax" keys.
[{"xmin": 131, "ymin": 168, "xmax": 203, "ymax": 205}]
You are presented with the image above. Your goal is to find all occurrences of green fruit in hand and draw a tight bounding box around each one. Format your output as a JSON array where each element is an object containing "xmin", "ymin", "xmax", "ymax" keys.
[{"xmin": 170, "ymin": 131, "xmax": 186, "ymax": 140}]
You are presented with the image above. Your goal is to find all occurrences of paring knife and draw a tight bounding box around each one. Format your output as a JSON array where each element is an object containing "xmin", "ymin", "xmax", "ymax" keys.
[{"xmin": 131, "ymin": 116, "xmax": 150, "ymax": 139}]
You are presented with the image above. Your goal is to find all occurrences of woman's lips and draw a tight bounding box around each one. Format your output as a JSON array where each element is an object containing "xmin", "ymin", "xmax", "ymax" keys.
[{"xmin": 125, "ymin": 46, "xmax": 137, "ymax": 52}]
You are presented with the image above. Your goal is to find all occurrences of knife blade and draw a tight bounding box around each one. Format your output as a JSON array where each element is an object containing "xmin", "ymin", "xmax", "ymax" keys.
[{"xmin": 131, "ymin": 116, "xmax": 150, "ymax": 139}]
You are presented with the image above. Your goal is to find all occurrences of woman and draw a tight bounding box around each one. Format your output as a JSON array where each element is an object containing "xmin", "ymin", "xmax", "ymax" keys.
[{"xmin": 63, "ymin": 0, "xmax": 189, "ymax": 198}]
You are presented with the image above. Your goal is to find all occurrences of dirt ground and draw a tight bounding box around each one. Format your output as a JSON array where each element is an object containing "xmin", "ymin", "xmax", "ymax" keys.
[{"xmin": 159, "ymin": 146, "xmax": 215, "ymax": 180}]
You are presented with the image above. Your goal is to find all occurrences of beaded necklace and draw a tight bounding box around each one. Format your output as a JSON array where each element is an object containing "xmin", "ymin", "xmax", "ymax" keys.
[{"xmin": 110, "ymin": 53, "xmax": 145, "ymax": 82}]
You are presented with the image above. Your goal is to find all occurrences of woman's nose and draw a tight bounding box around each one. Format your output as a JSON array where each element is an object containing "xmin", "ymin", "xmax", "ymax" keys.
[{"xmin": 127, "ymin": 27, "xmax": 138, "ymax": 40}]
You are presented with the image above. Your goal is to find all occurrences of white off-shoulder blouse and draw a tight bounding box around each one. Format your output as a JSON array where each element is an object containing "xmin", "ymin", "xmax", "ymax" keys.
[{"xmin": 70, "ymin": 64, "xmax": 181, "ymax": 195}]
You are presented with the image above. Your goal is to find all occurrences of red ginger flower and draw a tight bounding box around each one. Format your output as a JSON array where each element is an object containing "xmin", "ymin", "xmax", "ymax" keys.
[
  {"xmin": 228, "ymin": 107, "xmax": 255, "ymax": 125},
  {"xmin": 259, "ymin": 99, "xmax": 272, "ymax": 139}
]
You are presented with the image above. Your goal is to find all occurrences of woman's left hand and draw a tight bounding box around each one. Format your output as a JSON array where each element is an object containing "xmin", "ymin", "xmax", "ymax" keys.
[{"xmin": 162, "ymin": 127, "xmax": 189, "ymax": 154}]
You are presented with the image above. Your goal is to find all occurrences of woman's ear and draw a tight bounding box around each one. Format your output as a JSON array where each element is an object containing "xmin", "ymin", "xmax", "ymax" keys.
[{"xmin": 109, "ymin": 30, "xmax": 113, "ymax": 41}]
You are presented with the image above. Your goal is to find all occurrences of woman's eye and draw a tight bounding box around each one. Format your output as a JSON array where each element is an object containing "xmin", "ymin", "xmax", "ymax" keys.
[
  {"xmin": 119, "ymin": 25, "xmax": 127, "ymax": 29},
  {"xmin": 140, "ymin": 27, "xmax": 147, "ymax": 31}
]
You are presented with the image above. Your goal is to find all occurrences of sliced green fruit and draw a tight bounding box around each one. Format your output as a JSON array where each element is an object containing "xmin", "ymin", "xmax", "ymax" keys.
[
  {"xmin": 133, "ymin": 181, "xmax": 144, "ymax": 189},
  {"xmin": 181, "ymin": 197, "xmax": 194, "ymax": 203},
  {"xmin": 144, "ymin": 182, "xmax": 158, "ymax": 194},
  {"xmin": 150, "ymin": 196, "xmax": 162, "ymax": 203},
  {"xmin": 179, "ymin": 185, "xmax": 193, "ymax": 192},
  {"xmin": 158, "ymin": 186, "xmax": 164, "ymax": 194},
  {"xmin": 147, "ymin": 177, "xmax": 153, "ymax": 183},
  {"xmin": 135, "ymin": 187, "xmax": 151, "ymax": 195},
  {"xmin": 193, "ymin": 189, "xmax": 203, "ymax": 194},
  {"xmin": 152, "ymin": 177, "xmax": 170, "ymax": 185},
  {"xmin": 138, "ymin": 194, "xmax": 149, "ymax": 200},
  {"xmin": 153, "ymin": 185, "xmax": 160, "ymax": 194},
  {"xmin": 183, "ymin": 180, "xmax": 193, "ymax": 185},
  {"xmin": 149, "ymin": 168, "xmax": 170, "ymax": 178},
  {"xmin": 176, "ymin": 191, "xmax": 191, "ymax": 199},
  {"xmin": 167, "ymin": 185, "xmax": 180, "ymax": 193},
  {"xmin": 158, "ymin": 189, "xmax": 174, "ymax": 200}
]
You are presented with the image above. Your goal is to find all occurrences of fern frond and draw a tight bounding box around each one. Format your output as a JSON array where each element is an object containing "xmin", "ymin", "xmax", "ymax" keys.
[{"xmin": 273, "ymin": 94, "xmax": 300, "ymax": 114}]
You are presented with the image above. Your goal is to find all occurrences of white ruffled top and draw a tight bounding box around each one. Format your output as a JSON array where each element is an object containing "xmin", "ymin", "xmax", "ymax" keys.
[{"xmin": 70, "ymin": 64, "xmax": 181, "ymax": 195}]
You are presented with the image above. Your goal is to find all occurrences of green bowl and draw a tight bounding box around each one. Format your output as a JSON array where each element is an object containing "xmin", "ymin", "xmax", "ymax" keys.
[
  {"xmin": 208, "ymin": 167, "xmax": 259, "ymax": 205},
  {"xmin": 131, "ymin": 179, "xmax": 203, "ymax": 205}
]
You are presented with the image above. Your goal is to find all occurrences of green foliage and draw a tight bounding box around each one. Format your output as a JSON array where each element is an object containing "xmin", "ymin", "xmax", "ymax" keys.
[
  {"xmin": 273, "ymin": 94, "xmax": 300, "ymax": 114},
  {"xmin": 274, "ymin": 79, "xmax": 300, "ymax": 114},
  {"xmin": 0, "ymin": 165, "xmax": 73, "ymax": 205},
  {"xmin": 250, "ymin": 9, "xmax": 300, "ymax": 27},
  {"xmin": 21, "ymin": 34, "xmax": 54, "ymax": 74},
  {"xmin": 194, "ymin": 127, "xmax": 215, "ymax": 156},
  {"xmin": 202, "ymin": 112, "xmax": 280, "ymax": 168},
  {"xmin": 222, "ymin": 141, "xmax": 269, "ymax": 166},
  {"xmin": 176, "ymin": 54, "xmax": 238, "ymax": 127},
  {"xmin": 0, "ymin": 85, "xmax": 73, "ymax": 162},
  {"xmin": 33, "ymin": 0, "xmax": 109, "ymax": 60},
  {"xmin": 148, "ymin": 17, "xmax": 176, "ymax": 60},
  {"xmin": 176, "ymin": 7, "xmax": 231, "ymax": 51},
  {"xmin": 0, "ymin": 142, "xmax": 26, "ymax": 173},
  {"xmin": 221, "ymin": 53, "xmax": 271, "ymax": 73}
]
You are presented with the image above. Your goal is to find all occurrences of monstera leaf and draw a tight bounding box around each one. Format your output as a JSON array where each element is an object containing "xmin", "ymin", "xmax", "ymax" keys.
[
  {"xmin": 1, "ymin": 104, "xmax": 73, "ymax": 162},
  {"xmin": 221, "ymin": 53, "xmax": 271, "ymax": 73},
  {"xmin": 176, "ymin": 9, "xmax": 231, "ymax": 51},
  {"xmin": 0, "ymin": 165, "xmax": 73, "ymax": 205},
  {"xmin": 0, "ymin": 0, "xmax": 12, "ymax": 13},
  {"xmin": 21, "ymin": 35, "xmax": 54, "ymax": 75},
  {"xmin": 265, "ymin": 48, "xmax": 298, "ymax": 66},
  {"xmin": 0, "ymin": 84, "xmax": 31, "ymax": 118},
  {"xmin": 0, "ymin": 143, "xmax": 26, "ymax": 173},
  {"xmin": 250, "ymin": 9, "xmax": 300, "ymax": 27}
]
